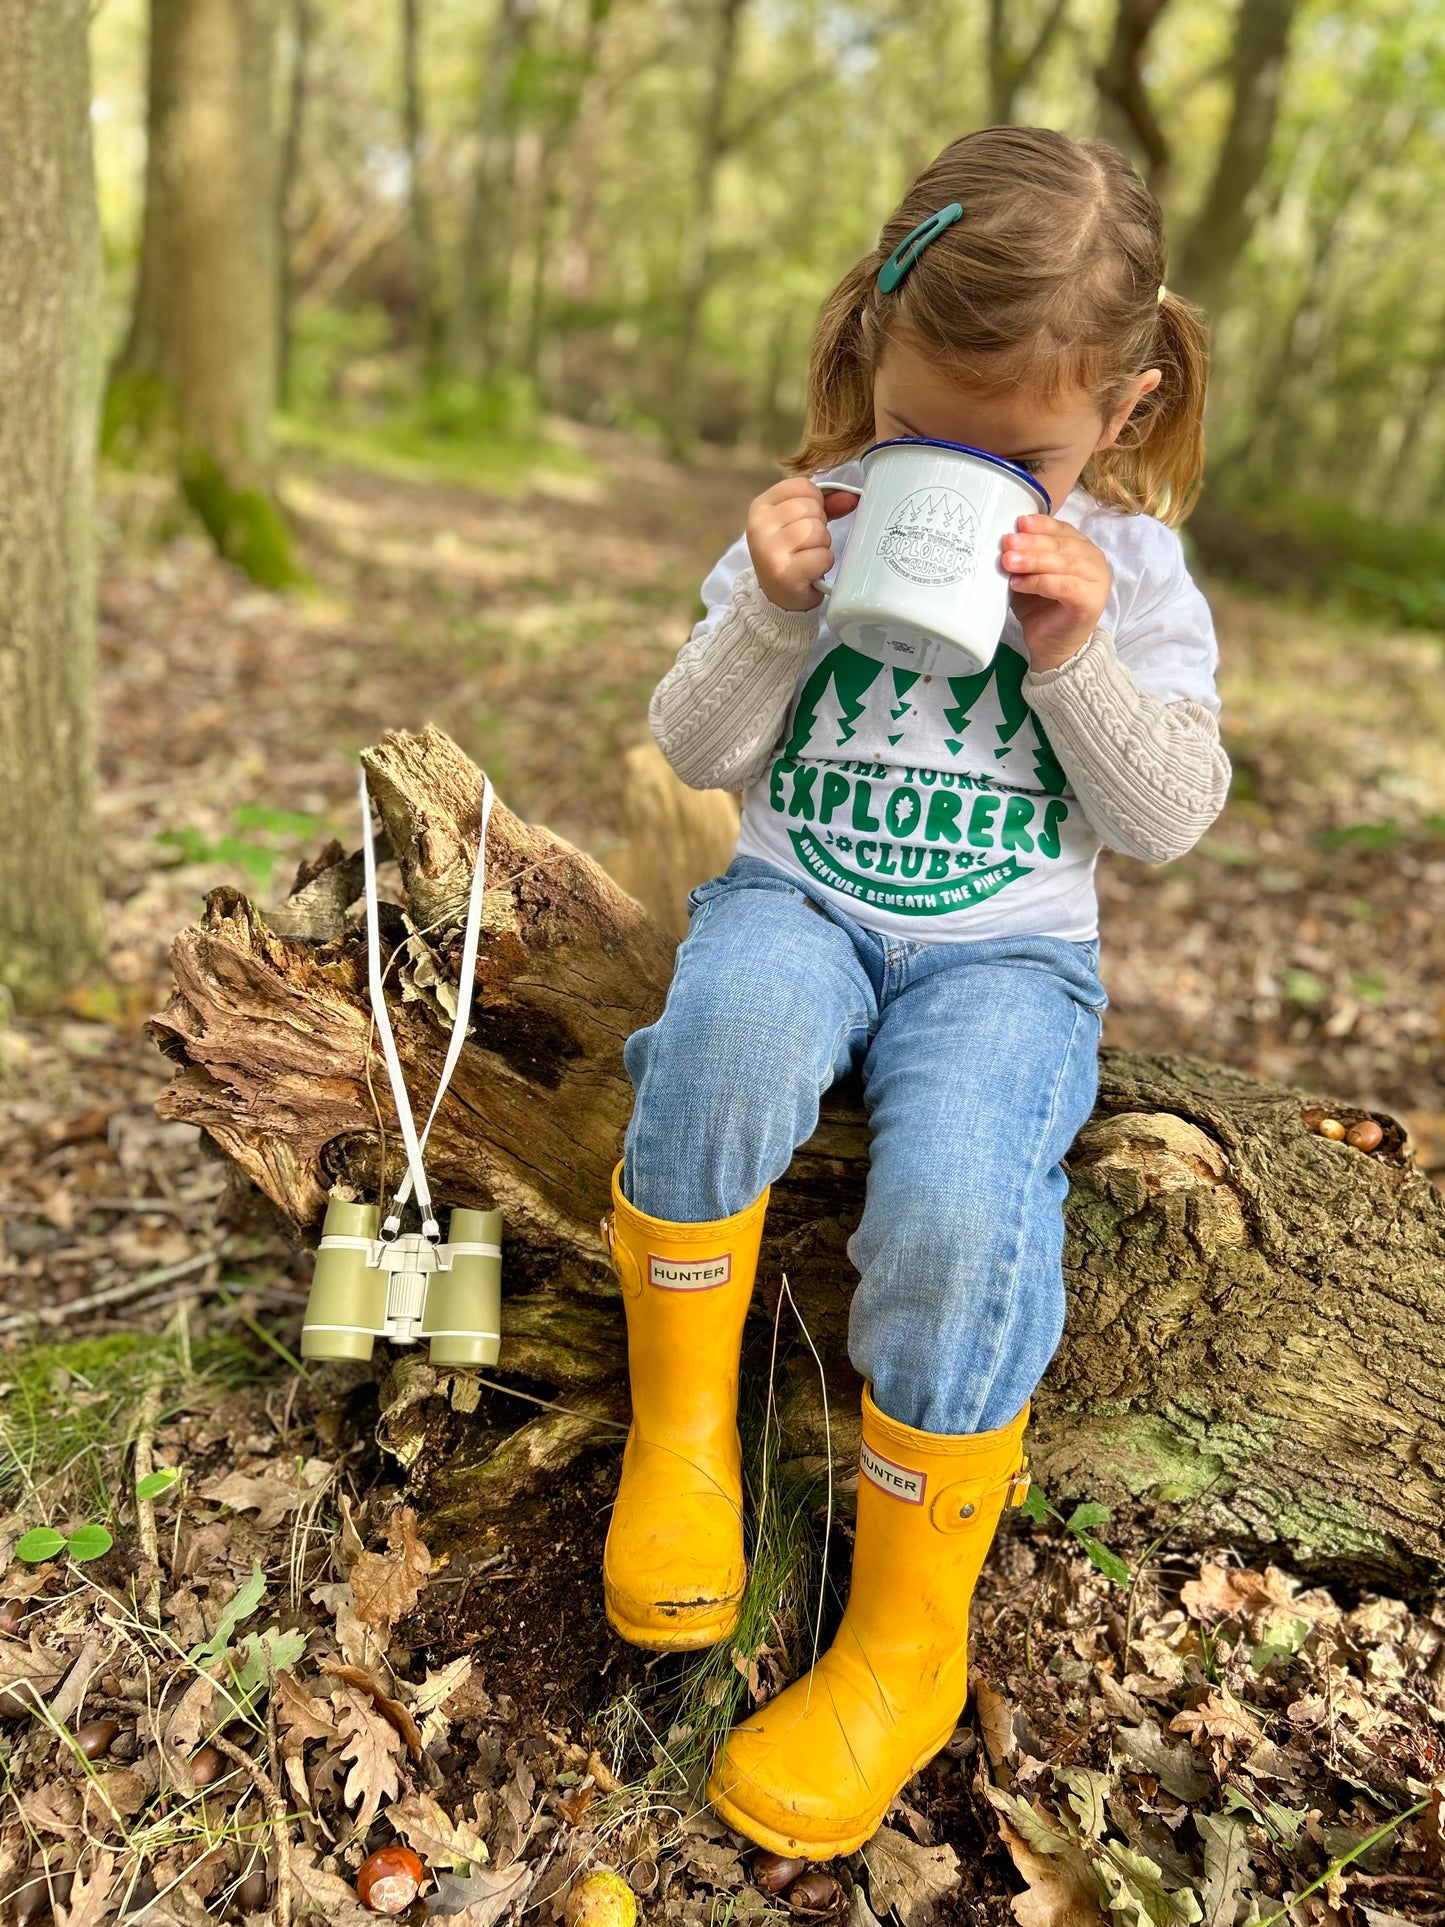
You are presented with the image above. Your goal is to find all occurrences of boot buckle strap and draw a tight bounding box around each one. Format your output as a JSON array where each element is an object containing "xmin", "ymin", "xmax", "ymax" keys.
[{"xmin": 929, "ymin": 1459, "xmax": 1030, "ymax": 1533}]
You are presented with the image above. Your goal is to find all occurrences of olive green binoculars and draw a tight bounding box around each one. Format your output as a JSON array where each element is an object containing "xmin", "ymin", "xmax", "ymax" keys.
[{"xmin": 301, "ymin": 1200, "xmax": 502, "ymax": 1366}]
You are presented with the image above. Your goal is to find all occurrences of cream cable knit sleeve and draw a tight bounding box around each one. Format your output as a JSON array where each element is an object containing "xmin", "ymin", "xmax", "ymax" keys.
[
  {"xmin": 650, "ymin": 567, "xmax": 818, "ymax": 790},
  {"xmin": 1023, "ymin": 626, "xmax": 1231, "ymax": 862}
]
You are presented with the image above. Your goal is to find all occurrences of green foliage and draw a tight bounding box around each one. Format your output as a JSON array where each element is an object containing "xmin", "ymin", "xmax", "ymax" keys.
[
  {"xmin": 135, "ymin": 1466, "xmax": 182, "ymax": 1502},
  {"xmin": 1020, "ymin": 1481, "xmax": 1131, "ymax": 1584},
  {"xmin": 15, "ymin": 1522, "xmax": 113, "ymax": 1563},
  {"xmin": 0, "ymin": 1330, "xmax": 267, "ymax": 1524},
  {"xmin": 155, "ymin": 800, "xmax": 333, "ymax": 890}
]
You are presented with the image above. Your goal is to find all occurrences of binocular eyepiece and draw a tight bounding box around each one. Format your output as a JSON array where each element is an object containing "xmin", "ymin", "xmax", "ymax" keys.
[{"xmin": 300, "ymin": 1200, "xmax": 502, "ymax": 1366}]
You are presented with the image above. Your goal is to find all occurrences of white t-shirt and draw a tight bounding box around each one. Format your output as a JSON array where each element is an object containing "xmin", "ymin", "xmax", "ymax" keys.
[{"xmin": 694, "ymin": 465, "xmax": 1220, "ymax": 943}]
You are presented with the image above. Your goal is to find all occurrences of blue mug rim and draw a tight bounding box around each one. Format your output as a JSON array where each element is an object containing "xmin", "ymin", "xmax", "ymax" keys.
[{"xmin": 860, "ymin": 436, "xmax": 1052, "ymax": 514}]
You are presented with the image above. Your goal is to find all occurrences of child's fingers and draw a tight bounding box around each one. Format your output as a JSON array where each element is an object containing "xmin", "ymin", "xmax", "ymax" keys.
[
  {"xmin": 766, "ymin": 497, "xmax": 830, "ymax": 534},
  {"xmin": 1007, "ymin": 571, "xmax": 1088, "ymax": 605},
  {"xmin": 821, "ymin": 487, "xmax": 862, "ymax": 519},
  {"xmin": 760, "ymin": 477, "xmax": 826, "ymax": 508}
]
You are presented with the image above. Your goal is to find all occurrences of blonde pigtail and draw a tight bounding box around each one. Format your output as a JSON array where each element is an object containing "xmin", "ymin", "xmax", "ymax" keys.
[{"xmin": 784, "ymin": 255, "xmax": 883, "ymax": 477}]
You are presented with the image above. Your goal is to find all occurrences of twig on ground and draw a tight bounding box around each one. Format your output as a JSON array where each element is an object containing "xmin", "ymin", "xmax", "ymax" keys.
[
  {"xmin": 0, "ymin": 1249, "xmax": 225, "ymax": 1332},
  {"xmin": 132, "ymin": 1376, "xmax": 165, "ymax": 1621},
  {"xmin": 213, "ymin": 1734, "xmax": 294, "ymax": 1927}
]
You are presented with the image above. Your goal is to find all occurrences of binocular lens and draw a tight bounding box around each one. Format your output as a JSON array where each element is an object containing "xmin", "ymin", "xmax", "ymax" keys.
[
  {"xmin": 425, "ymin": 1208, "xmax": 503, "ymax": 1366},
  {"xmin": 302, "ymin": 1200, "xmax": 385, "ymax": 1360}
]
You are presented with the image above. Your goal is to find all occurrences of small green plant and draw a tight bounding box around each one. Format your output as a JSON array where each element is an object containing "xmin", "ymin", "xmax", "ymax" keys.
[
  {"xmin": 135, "ymin": 1467, "xmax": 182, "ymax": 1502},
  {"xmin": 15, "ymin": 1522, "xmax": 114, "ymax": 1563},
  {"xmin": 1019, "ymin": 1485, "xmax": 1130, "ymax": 1584},
  {"xmin": 155, "ymin": 802, "xmax": 332, "ymax": 889}
]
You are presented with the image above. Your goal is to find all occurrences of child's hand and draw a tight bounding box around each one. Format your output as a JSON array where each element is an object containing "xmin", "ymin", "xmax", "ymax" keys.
[
  {"xmin": 1000, "ymin": 516, "xmax": 1111, "ymax": 671},
  {"xmin": 746, "ymin": 479, "xmax": 857, "ymax": 613}
]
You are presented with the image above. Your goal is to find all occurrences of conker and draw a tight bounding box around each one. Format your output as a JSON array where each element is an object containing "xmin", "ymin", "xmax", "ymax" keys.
[
  {"xmin": 76, "ymin": 1718, "xmax": 120, "ymax": 1761},
  {"xmin": 356, "ymin": 1845, "xmax": 425, "ymax": 1915},
  {"xmin": 788, "ymin": 1870, "xmax": 841, "ymax": 1912},
  {"xmin": 754, "ymin": 1853, "xmax": 809, "ymax": 1895}
]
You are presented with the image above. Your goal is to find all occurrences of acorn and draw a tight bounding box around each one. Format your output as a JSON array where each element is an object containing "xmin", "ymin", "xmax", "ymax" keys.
[
  {"xmin": 235, "ymin": 1860, "xmax": 269, "ymax": 1912},
  {"xmin": 754, "ymin": 1853, "xmax": 809, "ymax": 1895},
  {"xmin": 9, "ymin": 1864, "xmax": 74, "ymax": 1924},
  {"xmin": 0, "ymin": 1681, "xmax": 44, "ymax": 1719},
  {"xmin": 1316, "ymin": 1118, "xmax": 1346, "ymax": 1141},
  {"xmin": 0, "ymin": 1600, "xmax": 27, "ymax": 1637},
  {"xmin": 356, "ymin": 1846, "xmax": 425, "ymax": 1915},
  {"xmin": 189, "ymin": 1743, "xmax": 225, "ymax": 1787},
  {"xmin": 75, "ymin": 1717, "xmax": 120, "ymax": 1761},
  {"xmin": 1346, "ymin": 1118, "xmax": 1383, "ymax": 1152},
  {"xmin": 788, "ymin": 1870, "xmax": 842, "ymax": 1913}
]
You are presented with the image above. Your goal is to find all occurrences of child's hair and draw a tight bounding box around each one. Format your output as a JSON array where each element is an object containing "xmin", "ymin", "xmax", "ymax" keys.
[{"xmin": 788, "ymin": 126, "xmax": 1209, "ymax": 525}]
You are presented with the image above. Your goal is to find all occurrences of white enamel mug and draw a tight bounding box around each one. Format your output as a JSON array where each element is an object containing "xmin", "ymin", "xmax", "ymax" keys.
[{"xmin": 815, "ymin": 437, "xmax": 1051, "ymax": 674}]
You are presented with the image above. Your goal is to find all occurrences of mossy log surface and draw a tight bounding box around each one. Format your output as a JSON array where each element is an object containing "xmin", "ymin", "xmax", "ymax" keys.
[{"xmin": 149, "ymin": 727, "xmax": 1445, "ymax": 1586}]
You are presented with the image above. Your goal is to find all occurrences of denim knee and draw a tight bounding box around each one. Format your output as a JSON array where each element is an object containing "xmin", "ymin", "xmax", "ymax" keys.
[
  {"xmin": 624, "ymin": 992, "xmax": 834, "ymax": 1221},
  {"xmin": 848, "ymin": 1188, "xmax": 1067, "ymax": 1436}
]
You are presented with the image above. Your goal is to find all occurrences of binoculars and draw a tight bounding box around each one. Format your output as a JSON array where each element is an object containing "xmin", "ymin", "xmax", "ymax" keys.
[{"xmin": 300, "ymin": 1200, "xmax": 502, "ymax": 1365}]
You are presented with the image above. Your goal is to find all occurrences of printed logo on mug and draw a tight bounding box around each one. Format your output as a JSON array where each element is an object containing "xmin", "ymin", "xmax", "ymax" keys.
[{"xmin": 648, "ymin": 1253, "xmax": 732, "ymax": 1291}]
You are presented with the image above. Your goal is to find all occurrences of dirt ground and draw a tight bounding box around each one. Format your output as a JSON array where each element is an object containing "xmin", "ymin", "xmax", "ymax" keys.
[{"xmin": 1, "ymin": 425, "xmax": 1443, "ymax": 1925}]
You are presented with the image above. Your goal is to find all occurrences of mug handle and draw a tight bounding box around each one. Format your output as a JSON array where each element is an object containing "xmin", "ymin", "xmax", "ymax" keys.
[{"xmin": 811, "ymin": 482, "xmax": 863, "ymax": 593}]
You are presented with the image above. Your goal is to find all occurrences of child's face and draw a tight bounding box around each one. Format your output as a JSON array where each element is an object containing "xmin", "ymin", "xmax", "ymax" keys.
[{"xmin": 872, "ymin": 334, "xmax": 1161, "ymax": 513}]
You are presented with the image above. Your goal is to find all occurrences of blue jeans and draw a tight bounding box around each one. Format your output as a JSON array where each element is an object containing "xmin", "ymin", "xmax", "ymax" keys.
[{"xmin": 622, "ymin": 858, "xmax": 1105, "ymax": 1435}]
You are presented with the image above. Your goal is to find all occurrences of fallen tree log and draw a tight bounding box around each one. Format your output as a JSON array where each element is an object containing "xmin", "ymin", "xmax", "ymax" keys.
[{"xmin": 149, "ymin": 726, "xmax": 1445, "ymax": 1586}]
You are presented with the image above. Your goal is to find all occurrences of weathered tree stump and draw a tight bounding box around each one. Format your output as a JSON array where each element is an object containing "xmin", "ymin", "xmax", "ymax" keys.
[{"xmin": 149, "ymin": 727, "xmax": 1445, "ymax": 1586}]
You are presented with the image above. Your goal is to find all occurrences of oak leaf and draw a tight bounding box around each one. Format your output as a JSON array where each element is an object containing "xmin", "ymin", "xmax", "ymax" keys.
[
  {"xmin": 54, "ymin": 1850, "xmax": 116, "ymax": 1927},
  {"xmin": 334, "ymin": 1683, "xmax": 406, "ymax": 1835},
  {"xmin": 861, "ymin": 1828, "xmax": 960, "ymax": 1926},
  {"xmin": 991, "ymin": 1816, "xmax": 1106, "ymax": 1927},
  {"xmin": 350, "ymin": 1506, "xmax": 431, "ymax": 1635},
  {"xmin": 1169, "ymin": 1689, "xmax": 1262, "ymax": 1751}
]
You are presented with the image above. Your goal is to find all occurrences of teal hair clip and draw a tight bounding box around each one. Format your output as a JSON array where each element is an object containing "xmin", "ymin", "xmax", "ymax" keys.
[{"xmin": 877, "ymin": 202, "xmax": 963, "ymax": 294}]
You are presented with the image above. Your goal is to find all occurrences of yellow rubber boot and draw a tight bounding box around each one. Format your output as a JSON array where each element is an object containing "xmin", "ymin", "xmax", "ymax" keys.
[
  {"xmin": 707, "ymin": 1386, "xmax": 1031, "ymax": 1856},
  {"xmin": 602, "ymin": 1165, "xmax": 768, "ymax": 1651}
]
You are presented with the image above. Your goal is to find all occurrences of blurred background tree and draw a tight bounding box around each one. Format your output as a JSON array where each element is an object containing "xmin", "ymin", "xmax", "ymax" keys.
[
  {"xmin": 83, "ymin": 0, "xmax": 1444, "ymax": 615},
  {"xmin": 0, "ymin": 0, "xmax": 107, "ymax": 1007}
]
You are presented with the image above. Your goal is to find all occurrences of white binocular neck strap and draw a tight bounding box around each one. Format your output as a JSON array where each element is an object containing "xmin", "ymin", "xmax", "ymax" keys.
[{"xmin": 358, "ymin": 764, "xmax": 495, "ymax": 1240}]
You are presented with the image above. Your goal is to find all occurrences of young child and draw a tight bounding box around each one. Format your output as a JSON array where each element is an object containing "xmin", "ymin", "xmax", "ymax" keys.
[{"xmin": 600, "ymin": 125, "xmax": 1229, "ymax": 1858}]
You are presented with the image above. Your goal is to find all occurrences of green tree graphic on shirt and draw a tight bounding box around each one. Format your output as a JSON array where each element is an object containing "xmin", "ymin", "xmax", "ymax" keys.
[{"xmin": 787, "ymin": 642, "xmax": 1066, "ymax": 794}]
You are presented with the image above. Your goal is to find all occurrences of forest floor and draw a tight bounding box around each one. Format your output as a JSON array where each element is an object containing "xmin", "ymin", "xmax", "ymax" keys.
[{"xmin": 1, "ymin": 421, "xmax": 1444, "ymax": 1927}]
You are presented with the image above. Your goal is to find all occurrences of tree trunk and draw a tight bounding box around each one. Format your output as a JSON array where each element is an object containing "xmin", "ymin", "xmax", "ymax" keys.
[
  {"xmin": 1093, "ymin": 0, "xmax": 1175, "ymax": 193},
  {"xmin": 400, "ymin": 0, "xmax": 445, "ymax": 380},
  {"xmin": 111, "ymin": 0, "xmax": 297, "ymax": 587},
  {"xmin": 276, "ymin": 0, "xmax": 317, "ymax": 409},
  {"xmin": 451, "ymin": 0, "xmax": 537, "ymax": 383},
  {"xmin": 147, "ymin": 730, "xmax": 1445, "ymax": 1587},
  {"xmin": 987, "ymin": 0, "xmax": 1068, "ymax": 126},
  {"xmin": 1174, "ymin": 0, "xmax": 1301, "ymax": 318},
  {"xmin": 666, "ymin": 0, "xmax": 748, "ymax": 459},
  {"xmin": 0, "ymin": 0, "xmax": 107, "ymax": 1010}
]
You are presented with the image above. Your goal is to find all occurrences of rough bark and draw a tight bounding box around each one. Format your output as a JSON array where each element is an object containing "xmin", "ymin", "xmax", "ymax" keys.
[
  {"xmin": 149, "ymin": 729, "xmax": 1445, "ymax": 1587},
  {"xmin": 111, "ymin": 0, "xmax": 297, "ymax": 587},
  {"xmin": 1174, "ymin": 0, "xmax": 1301, "ymax": 317},
  {"xmin": 0, "ymin": 0, "xmax": 107, "ymax": 1009}
]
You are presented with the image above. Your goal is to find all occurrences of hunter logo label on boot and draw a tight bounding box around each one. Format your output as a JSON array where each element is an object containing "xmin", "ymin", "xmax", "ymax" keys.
[
  {"xmin": 860, "ymin": 1441, "xmax": 927, "ymax": 1504},
  {"xmin": 648, "ymin": 1253, "xmax": 732, "ymax": 1291}
]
